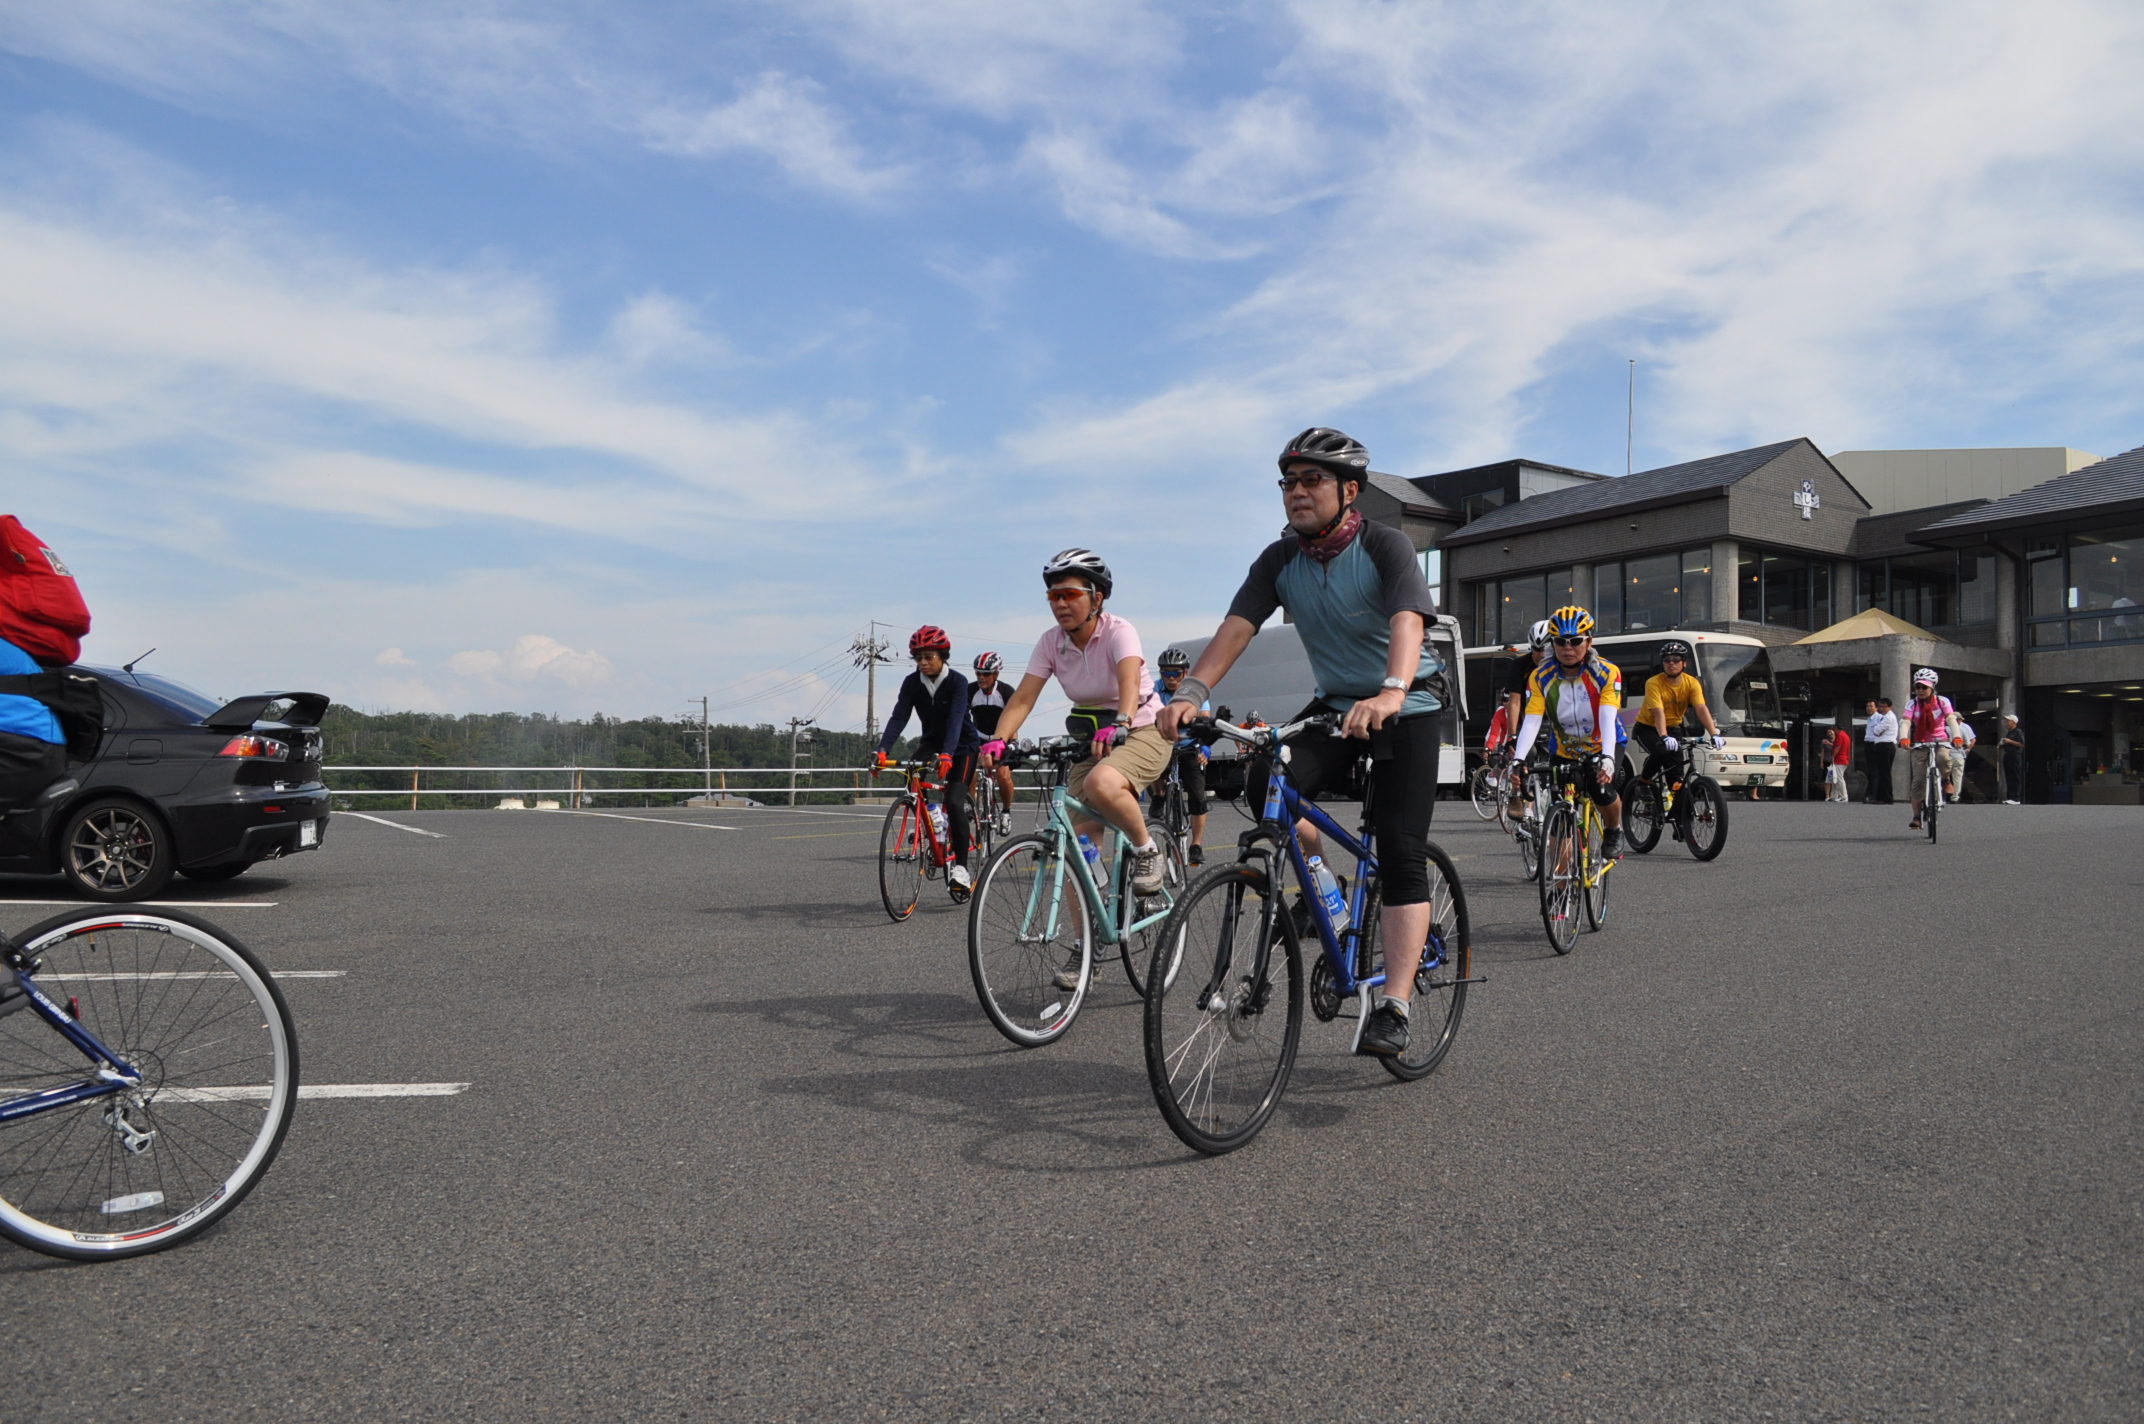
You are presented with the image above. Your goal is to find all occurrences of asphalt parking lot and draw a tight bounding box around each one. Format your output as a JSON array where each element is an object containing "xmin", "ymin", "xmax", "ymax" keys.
[{"xmin": 4, "ymin": 796, "xmax": 2141, "ymax": 1421}]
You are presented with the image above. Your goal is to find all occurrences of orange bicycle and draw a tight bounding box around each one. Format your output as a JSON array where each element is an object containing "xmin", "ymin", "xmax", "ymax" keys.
[{"xmin": 874, "ymin": 760, "xmax": 970, "ymax": 920}]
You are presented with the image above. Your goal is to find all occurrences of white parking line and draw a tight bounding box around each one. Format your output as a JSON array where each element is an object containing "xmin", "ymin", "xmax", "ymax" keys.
[
  {"xmin": 340, "ymin": 812, "xmax": 448, "ymax": 838},
  {"xmin": 160, "ymin": 1083, "xmax": 472, "ymax": 1102},
  {"xmin": 37, "ymin": 970, "xmax": 347, "ymax": 981},
  {"xmin": 553, "ymin": 810, "xmax": 737, "ymax": 831}
]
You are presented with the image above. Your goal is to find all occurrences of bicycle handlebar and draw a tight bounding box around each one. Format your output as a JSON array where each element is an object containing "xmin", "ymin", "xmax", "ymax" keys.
[{"xmin": 1186, "ymin": 711, "xmax": 1342, "ymax": 754}]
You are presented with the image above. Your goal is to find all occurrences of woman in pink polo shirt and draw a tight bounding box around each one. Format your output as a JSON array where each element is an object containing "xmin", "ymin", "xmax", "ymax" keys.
[{"xmin": 980, "ymin": 548, "xmax": 1169, "ymax": 898}]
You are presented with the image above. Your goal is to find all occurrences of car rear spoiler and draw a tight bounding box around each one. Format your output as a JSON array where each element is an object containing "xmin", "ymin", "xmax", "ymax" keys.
[{"xmin": 203, "ymin": 692, "xmax": 332, "ymax": 729}]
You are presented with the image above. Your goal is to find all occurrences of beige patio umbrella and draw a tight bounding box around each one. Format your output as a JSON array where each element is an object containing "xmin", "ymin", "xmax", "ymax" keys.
[{"xmin": 1793, "ymin": 607, "xmax": 1938, "ymax": 644}]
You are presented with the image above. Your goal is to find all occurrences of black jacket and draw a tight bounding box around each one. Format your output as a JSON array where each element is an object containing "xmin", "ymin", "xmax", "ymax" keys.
[{"xmin": 879, "ymin": 670, "xmax": 982, "ymax": 758}]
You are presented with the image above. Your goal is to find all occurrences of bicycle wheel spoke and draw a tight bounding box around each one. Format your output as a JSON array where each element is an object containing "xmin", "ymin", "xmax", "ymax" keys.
[{"xmin": 969, "ymin": 835, "xmax": 1091, "ymax": 1047}]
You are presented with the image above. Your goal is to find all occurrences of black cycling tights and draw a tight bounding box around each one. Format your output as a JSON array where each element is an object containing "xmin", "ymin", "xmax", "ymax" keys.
[
  {"xmin": 1246, "ymin": 706, "xmax": 1440, "ymax": 906},
  {"xmin": 943, "ymin": 751, "xmax": 977, "ymax": 867}
]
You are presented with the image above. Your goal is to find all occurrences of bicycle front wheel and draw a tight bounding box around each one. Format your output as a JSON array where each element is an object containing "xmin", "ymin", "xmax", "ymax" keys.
[
  {"xmin": 968, "ymin": 834, "xmax": 1092, "ymax": 1047},
  {"xmin": 1383, "ymin": 843, "xmax": 1471, "ymax": 1082},
  {"xmin": 0, "ymin": 908, "xmax": 298, "ymax": 1261},
  {"xmin": 1468, "ymin": 765, "xmax": 1499, "ymax": 821},
  {"xmin": 1516, "ymin": 811, "xmax": 1542, "ymax": 882},
  {"xmin": 1538, "ymin": 802, "xmax": 1581, "ymax": 955},
  {"xmin": 1144, "ymin": 864, "xmax": 1302, "ymax": 1155},
  {"xmin": 1118, "ymin": 821, "xmax": 1187, "ymax": 996},
  {"xmin": 1624, "ymin": 777, "xmax": 1663, "ymax": 854},
  {"xmin": 878, "ymin": 796, "xmax": 924, "ymax": 921},
  {"xmin": 1684, "ymin": 776, "xmax": 1729, "ymax": 861}
]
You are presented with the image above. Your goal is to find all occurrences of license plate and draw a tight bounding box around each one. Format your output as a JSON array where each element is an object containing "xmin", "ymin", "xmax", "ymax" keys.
[
  {"xmin": 1744, "ymin": 754, "xmax": 1774, "ymax": 764},
  {"xmin": 299, "ymin": 819, "xmax": 319, "ymax": 848}
]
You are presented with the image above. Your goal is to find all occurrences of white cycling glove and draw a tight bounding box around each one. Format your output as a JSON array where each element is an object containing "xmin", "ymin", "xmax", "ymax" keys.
[
  {"xmin": 1709, "ymin": 733, "xmax": 1725, "ymax": 750},
  {"xmin": 1662, "ymin": 736, "xmax": 1679, "ymax": 752}
]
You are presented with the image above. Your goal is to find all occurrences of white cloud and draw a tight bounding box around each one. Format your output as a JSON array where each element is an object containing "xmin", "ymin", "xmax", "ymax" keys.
[
  {"xmin": 374, "ymin": 647, "xmax": 418, "ymax": 667},
  {"xmin": 449, "ymin": 635, "xmax": 610, "ymax": 687},
  {"xmin": 640, "ymin": 72, "xmax": 902, "ymax": 198}
]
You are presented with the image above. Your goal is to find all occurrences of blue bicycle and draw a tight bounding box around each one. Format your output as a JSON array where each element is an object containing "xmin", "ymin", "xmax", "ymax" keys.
[
  {"xmin": 1, "ymin": 906, "xmax": 297, "ymax": 1260},
  {"xmin": 1143, "ymin": 713, "xmax": 1476, "ymax": 1155}
]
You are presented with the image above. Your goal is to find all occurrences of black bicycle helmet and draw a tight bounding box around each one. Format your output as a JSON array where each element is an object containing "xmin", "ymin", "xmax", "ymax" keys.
[
  {"xmin": 1278, "ymin": 427, "xmax": 1370, "ymax": 478},
  {"xmin": 1657, "ymin": 639, "xmax": 1693, "ymax": 665},
  {"xmin": 1041, "ymin": 547, "xmax": 1113, "ymax": 598},
  {"xmin": 1157, "ymin": 647, "xmax": 1190, "ymax": 673}
]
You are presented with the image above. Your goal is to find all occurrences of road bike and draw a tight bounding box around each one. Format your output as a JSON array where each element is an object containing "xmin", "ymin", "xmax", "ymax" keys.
[
  {"xmin": 1622, "ymin": 737, "xmax": 1728, "ymax": 861},
  {"xmin": 1, "ymin": 906, "xmax": 297, "ymax": 1261},
  {"xmin": 1148, "ymin": 746, "xmax": 1201, "ymax": 866},
  {"xmin": 971, "ymin": 762, "xmax": 1013, "ymax": 847},
  {"xmin": 1507, "ymin": 758, "xmax": 1552, "ymax": 882},
  {"xmin": 1911, "ymin": 740, "xmax": 1958, "ymax": 843},
  {"xmin": 873, "ymin": 760, "xmax": 974, "ymax": 921},
  {"xmin": 1143, "ymin": 713, "xmax": 1477, "ymax": 1156},
  {"xmin": 1468, "ymin": 743, "xmax": 1513, "ymax": 823},
  {"xmin": 965, "ymin": 737, "xmax": 1187, "ymax": 1046},
  {"xmin": 1538, "ymin": 756, "xmax": 1619, "ymax": 954}
]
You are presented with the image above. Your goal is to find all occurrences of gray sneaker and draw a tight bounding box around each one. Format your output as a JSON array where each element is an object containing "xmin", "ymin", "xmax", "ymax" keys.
[
  {"xmin": 1052, "ymin": 950, "xmax": 1084, "ymax": 992},
  {"xmin": 998, "ymin": 811, "xmax": 1014, "ymax": 835},
  {"xmin": 1130, "ymin": 841, "xmax": 1165, "ymax": 896}
]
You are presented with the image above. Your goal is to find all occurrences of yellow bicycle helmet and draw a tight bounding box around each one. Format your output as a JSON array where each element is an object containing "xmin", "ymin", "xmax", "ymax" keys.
[{"xmin": 1549, "ymin": 605, "xmax": 1594, "ymax": 638}]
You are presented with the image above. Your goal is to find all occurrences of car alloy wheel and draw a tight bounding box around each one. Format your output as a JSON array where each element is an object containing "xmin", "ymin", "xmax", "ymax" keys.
[{"xmin": 63, "ymin": 799, "xmax": 176, "ymax": 902}]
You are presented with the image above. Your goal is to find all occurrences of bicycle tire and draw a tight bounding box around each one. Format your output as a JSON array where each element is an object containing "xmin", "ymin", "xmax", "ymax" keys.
[
  {"xmin": 967, "ymin": 833, "xmax": 1091, "ymax": 1047},
  {"xmin": 971, "ymin": 774, "xmax": 998, "ymax": 864},
  {"xmin": 1118, "ymin": 822, "xmax": 1187, "ymax": 996},
  {"xmin": 1684, "ymin": 776, "xmax": 1729, "ymax": 862},
  {"xmin": 1516, "ymin": 810, "xmax": 1542, "ymax": 882},
  {"xmin": 1538, "ymin": 801, "xmax": 1581, "ymax": 955},
  {"xmin": 0, "ymin": 907, "xmax": 298, "ymax": 1261},
  {"xmin": 878, "ymin": 795, "xmax": 924, "ymax": 922},
  {"xmin": 1623, "ymin": 777, "xmax": 1664, "ymax": 854},
  {"xmin": 1144, "ymin": 863, "xmax": 1302, "ymax": 1155},
  {"xmin": 1582, "ymin": 807, "xmax": 1611, "ymax": 932},
  {"xmin": 1468, "ymin": 765, "xmax": 1499, "ymax": 821},
  {"xmin": 1382, "ymin": 842, "xmax": 1471, "ymax": 1082}
]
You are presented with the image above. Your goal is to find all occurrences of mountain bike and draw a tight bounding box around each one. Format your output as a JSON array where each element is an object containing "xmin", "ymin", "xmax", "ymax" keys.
[
  {"xmin": 874, "ymin": 760, "xmax": 966, "ymax": 921},
  {"xmin": 1, "ymin": 906, "xmax": 298, "ymax": 1261},
  {"xmin": 966, "ymin": 738, "xmax": 1187, "ymax": 1046},
  {"xmin": 1143, "ymin": 713, "xmax": 1478, "ymax": 1156},
  {"xmin": 1622, "ymin": 738, "xmax": 1728, "ymax": 861},
  {"xmin": 1538, "ymin": 756, "xmax": 1618, "ymax": 955}
]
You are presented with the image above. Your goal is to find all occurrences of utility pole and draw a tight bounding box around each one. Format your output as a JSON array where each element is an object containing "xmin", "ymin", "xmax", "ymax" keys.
[
  {"xmin": 851, "ymin": 623, "xmax": 894, "ymax": 741},
  {"xmin": 1626, "ymin": 358, "xmax": 1636, "ymax": 477},
  {"xmin": 785, "ymin": 717, "xmax": 815, "ymax": 808},
  {"xmin": 699, "ymin": 696, "xmax": 711, "ymax": 799}
]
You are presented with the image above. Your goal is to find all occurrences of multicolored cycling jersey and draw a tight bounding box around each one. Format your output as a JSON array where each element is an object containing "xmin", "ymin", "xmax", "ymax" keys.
[
  {"xmin": 1639, "ymin": 671, "xmax": 1706, "ymax": 730},
  {"xmin": 1521, "ymin": 654, "xmax": 1624, "ymax": 757}
]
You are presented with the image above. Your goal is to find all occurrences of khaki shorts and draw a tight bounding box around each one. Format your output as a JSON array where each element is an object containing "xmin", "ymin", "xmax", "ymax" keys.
[
  {"xmin": 1066, "ymin": 724, "xmax": 1174, "ymax": 804},
  {"xmin": 1908, "ymin": 744, "xmax": 1954, "ymax": 798}
]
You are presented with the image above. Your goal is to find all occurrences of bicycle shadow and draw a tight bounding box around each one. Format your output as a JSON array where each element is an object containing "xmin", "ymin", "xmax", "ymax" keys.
[
  {"xmin": 693, "ymin": 898, "xmax": 963, "ymax": 929},
  {"xmin": 689, "ymin": 989, "xmax": 1003, "ymax": 1061}
]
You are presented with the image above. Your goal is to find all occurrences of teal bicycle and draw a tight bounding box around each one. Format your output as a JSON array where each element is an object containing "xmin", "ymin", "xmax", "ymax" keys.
[{"xmin": 966, "ymin": 736, "xmax": 1188, "ymax": 1047}]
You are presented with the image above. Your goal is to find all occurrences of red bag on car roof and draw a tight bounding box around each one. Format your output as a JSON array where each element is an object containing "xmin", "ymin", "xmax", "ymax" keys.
[{"xmin": 0, "ymin": 517, "xmax": 92, "ymax": 665}]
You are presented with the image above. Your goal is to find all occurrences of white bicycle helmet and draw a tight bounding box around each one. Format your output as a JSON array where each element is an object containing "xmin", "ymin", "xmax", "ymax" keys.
[
  {"xmin": 1041, "ymin": 547, "xmax": 1113, "ymax": 598},
  {"xmin": 1527, "ymin": 618, "xmax": 1555, "ymax": 651},
  {"xmin": 1912, "ymin": 667, "xmax": 1939, "ymax": 688}
]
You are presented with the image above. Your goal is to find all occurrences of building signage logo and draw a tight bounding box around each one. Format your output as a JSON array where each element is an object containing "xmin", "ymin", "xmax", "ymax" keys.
[{"xmin": 1794, "ymin": 479, "xmax": 1821, "ymax": 520}]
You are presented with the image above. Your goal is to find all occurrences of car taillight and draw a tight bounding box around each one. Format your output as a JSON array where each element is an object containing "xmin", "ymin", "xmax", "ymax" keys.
[{"xmin": 218, "ymin": 735, "xmax": 291, "ymax": 759}]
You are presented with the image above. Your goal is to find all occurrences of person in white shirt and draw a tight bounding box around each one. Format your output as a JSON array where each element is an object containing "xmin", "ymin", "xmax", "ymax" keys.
[{"xmin": 1863, "ymin": 697, "xmax": 1899, "ymax": 804}]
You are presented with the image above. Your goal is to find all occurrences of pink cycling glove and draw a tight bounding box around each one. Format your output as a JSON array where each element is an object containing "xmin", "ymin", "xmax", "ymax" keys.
[
  {"xmin": 1092, "ymin": 726, "xmax": 1127, "ymax": 758},
  {"xmin": 981, "ymin": 739, "xmax": 1006, "ymax": 760}
]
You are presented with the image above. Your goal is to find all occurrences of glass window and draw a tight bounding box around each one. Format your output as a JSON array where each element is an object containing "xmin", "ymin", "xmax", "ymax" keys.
[
  {"xmin": 1547, "ymin": 567, "xmax": 1574, "ymax": 612},
  {"xmin": 1420, "ymin": 548, "xmax": 1441, "ymax": 596},
  {"xmin": 1888, "ymin": 549, "xmax": 1956, "ymax": 627},
  {"xmin": 1462, "ymin": 490, "xmax": 1505, "ymax": 523},
  {"xmin": 1593, "ymin": 564, "xmax": 1623, "ymax": 634},
  {"xmin": 1701, "ymin": 642, "xmax": 1784, "ymax": 737},
  {"xmin": 1681, "ymin": 548, "xmax": 1712, "ymax": 625},
  {"xmin": 1624, "ymin": 552, "xmax": 1681, "ymax": 631},
  {"xmin": 1814, "ymin": 562, "xmax": 1832, "ymax": 630},
  {"xmin": 2029, "ymin": 549, "xmax": 2065, "ymax": 619},
  {"xmin": 1763, "ymin": 552, "xmax": 1812, "ymax": 631},
  {"xmin": 2030, "ymin": 620, "xmax": 2067, "ymax": 647},
  {"xmin": 1739, "ymin": 549, "xmax": 1762, "ymax": 622},
  {"xmin": 1857, "ymin": 561, "xmax": 1886, "ymax": 614},
  {"xmin": 1956, "ymin": 550, "xmax": 1997, "ymax": 625},
  {"xmin": 1471, "ymin": 581, "xmax": 1496, "ymax": 646},
  {"xmin": 2069, "ymin": 527, "xmax": 2144, "ymax": 636},
  {"xmin": 1501, "ymin": 575, "xmax": 1546, "ymax": 645}
]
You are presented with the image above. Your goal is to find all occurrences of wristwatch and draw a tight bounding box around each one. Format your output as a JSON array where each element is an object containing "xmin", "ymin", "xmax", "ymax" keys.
[{"xmin": 1380, "ymin": 676, "xmax": 1407, "ymax": 692}]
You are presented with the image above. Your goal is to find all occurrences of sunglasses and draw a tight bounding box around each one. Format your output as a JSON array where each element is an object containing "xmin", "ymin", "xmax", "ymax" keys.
[
  {"xmin": 1553, "ymin": 635, "xmax": 1589, "ymax": 648},
  {"xmin": 1045, "ymin": 586, "xmax": 1091, "ymax": 604},
  {"xmin": 1276, "ymin": 471, "xmax": 1336, "ymax": 491}
]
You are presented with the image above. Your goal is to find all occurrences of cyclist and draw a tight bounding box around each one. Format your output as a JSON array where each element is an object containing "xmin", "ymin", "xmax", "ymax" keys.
[
  {"xmin": 969, "ymin": 651, "xmax": 1017, "ymax": 835},
  {"xmin": 1900, "ymin": 668, "xmax": 1963, "ymax": 831},
  {"xmin": 1155, "ymin": 647, "xmax": 1212, "ymax": 865},
  {"xmin": 874, "ymin": 626, "xmax": 983, "ymax": 896},
  {"xmin": 1155, "ymin": 427, "xmax": 1444, "ymax": 1060},
  {"xmin": 979, "ymin": 549, "xmax": 1170, "ymax": 897},
  {"xmin": 1633, "ymin": 640, "xmax": 1724, "ymax": 791},
  {"xmin": 1496, "ymin": 618, "xmax": 1555, "ymax": 816},
  {"xmin": 1510, "ymin": 605, "xmax": 1628, "ymax": 858}
]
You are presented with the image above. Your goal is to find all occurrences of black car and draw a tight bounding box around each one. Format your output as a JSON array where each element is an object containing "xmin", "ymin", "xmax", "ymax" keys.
[{"xmin": 0, "ymin": 668, "xmax": 332, "ymax": 901}]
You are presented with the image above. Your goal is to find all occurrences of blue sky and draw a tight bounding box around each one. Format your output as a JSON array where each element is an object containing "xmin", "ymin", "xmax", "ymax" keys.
[{"xmin": 3, "ymin": 1, "xmax": 2141, "ymax": 729}]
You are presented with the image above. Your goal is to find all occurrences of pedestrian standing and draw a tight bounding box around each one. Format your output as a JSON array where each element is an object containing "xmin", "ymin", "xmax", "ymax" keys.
[
  {"xmin": 2000, "ymin": 715, "xmax": 2024, "ymax": 804},
  {"xmin": 1864, "ymin": 697, "xmax": 1899, "ymax": 804},
  {"xmin": 1826, "ymin": 724, "xmax": 1852, "ymax": 802}
]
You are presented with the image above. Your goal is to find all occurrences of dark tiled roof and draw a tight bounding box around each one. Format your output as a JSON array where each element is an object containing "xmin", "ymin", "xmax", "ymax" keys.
[
  {"xmin": 1441, "ymin": 439, "xmax": 1806, "ymax": 546},
  {"xmin": 1414, "ymin": 457, "xmax": 1608, "ymax": 486},
  {"xmin": 1364, "ymin": 470, "xmax": 1456, "ymax": 517},
  {"xmin": 1852, "ymin": 500, "xmax": 1985, "ymax": 558},
  {"xmin": 1915, "ymin": 444, "xmax": 2144, "ymax": 539}
]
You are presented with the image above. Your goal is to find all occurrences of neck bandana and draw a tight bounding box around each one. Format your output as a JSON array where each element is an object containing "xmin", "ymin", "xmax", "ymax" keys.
[{"xmin": 1296, "ymin": 507, "xmax": 1365, "ymax": 565}]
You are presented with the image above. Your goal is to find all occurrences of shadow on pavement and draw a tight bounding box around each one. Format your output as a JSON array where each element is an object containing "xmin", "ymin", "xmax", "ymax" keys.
[{"xmin": 689, "ymin": 989, "xmax": 999, "ymax": 1060}]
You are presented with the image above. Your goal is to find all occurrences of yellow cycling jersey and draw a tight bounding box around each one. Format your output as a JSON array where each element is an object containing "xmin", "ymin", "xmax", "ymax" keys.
[
  {"xmin": 1639, "ymin": 671, "xmax": 1706, "ymax": 730},
  {"xmin": 1523, "ymin": 655, "xmax": 1623, "ymax": 755}
]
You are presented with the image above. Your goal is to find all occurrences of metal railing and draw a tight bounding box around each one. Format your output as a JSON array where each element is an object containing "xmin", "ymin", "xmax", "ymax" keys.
[{"xmin": 322, "ymin": 764, "xmax": 1048, "ymax": 810}]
